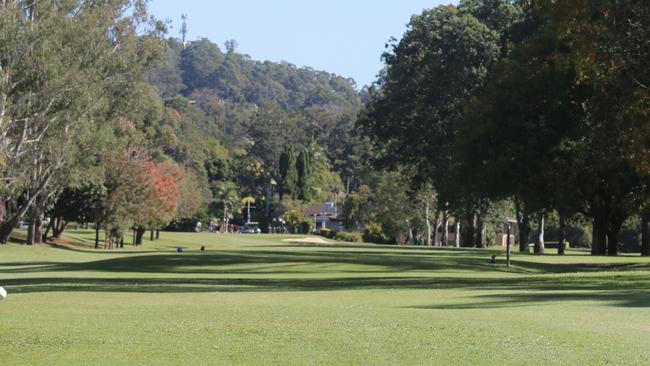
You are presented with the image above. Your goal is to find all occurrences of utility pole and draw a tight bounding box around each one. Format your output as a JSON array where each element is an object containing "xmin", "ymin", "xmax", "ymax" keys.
[{"xmin": 181, "ymin": 14, "xmax": 188, "ymax": 47}]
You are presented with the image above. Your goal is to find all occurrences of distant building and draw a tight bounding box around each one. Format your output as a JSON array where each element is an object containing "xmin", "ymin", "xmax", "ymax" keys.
[
  {"xmin": 494, "ymin": 234, "xmax": 516, "ymax": 246},
  {"xmin": 305, "ymin": 202, "xmax": 345, "ymax": 232},
  {"xmin": 434, "ymin": 223, "xmax": 458, "ymax": 246}
]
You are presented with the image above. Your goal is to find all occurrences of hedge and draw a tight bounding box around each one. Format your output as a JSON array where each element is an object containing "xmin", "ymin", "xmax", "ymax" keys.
[{"xmin": 334, "ymin": 232, "xmax": 363, "ymax": 243}]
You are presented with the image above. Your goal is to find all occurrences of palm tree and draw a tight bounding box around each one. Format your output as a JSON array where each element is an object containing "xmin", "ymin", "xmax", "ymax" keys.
[
  {"xmin": 241, "ymin": 196, "xmax": 256, "ymax": 224},
  {"xmin": 214, "ymin": 182, "xmax": 240, "ymax": 233}
]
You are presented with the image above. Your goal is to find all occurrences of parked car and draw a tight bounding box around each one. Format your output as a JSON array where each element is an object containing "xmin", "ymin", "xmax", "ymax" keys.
[{"xmin": 239, "ymin": 225, "xmax": 261, "ymax": 234}]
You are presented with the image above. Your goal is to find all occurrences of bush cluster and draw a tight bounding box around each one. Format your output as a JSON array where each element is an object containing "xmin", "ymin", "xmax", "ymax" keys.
[
  {"xmin": 363, "ymin": 222, "xmax": 390, "ymax": 244},
  {"xmin": 334, "ymin": 232, "xmax": 363, "ymax": 243},
  {"xmin": 318, "ymin": 228, "xmax": 336, "ymax": 239}
]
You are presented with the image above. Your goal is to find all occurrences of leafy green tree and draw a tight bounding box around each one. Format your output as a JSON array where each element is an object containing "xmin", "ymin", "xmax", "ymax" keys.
[
  {"xmin": 343, "ymin": 185, "xmax": 373, "ymax": 231},
  {"xmin": 360, "ymin": 2, "xmax": 519, "ymax": 248},
  {"xmin": 47, "ymin": 186, "xmax": 94, "ymax": 240},
  {"xmin": 370, "ymin": 172, "xmax": 416, "ymax": 244},
  {"xmin": 282, "ymin": 209, "xmax": 305, "ymax": 234},
  {"xmin": 180, "ymin": 38, "xmax": 225, "ymax": 91},
  {"xmin": 361, "ymin": 5, "xmax": 500, "ymax": 182},
  {"xmin": 296, "ymin": 148, "xmax": 311, "ymax": 201},
  {"xmin": 456, "ymin": 0, "xmax": 650, "ymax": 256},
  {"xmin": 149, "ymin": 39, "xmax": 185, "ymax": 98},
  {"xmin": 279, "ymin": 145, "xmax": 298, "ymax": 200},
  {"xmin": 0, "ymin": 0, "xmax": 164, "ymax": 244}
]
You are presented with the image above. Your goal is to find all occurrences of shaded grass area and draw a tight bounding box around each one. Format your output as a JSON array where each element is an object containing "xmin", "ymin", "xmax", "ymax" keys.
[
  {"xmin": 2, "ymin": 231, "xmax": 650, "ymax": 365},
  {"xmin": 4, "ymin": 275, "xmax": 650, "ymax": 309},
  {"xmin": 4, "ymin": 231, "xmax": 650, "ymax": 304}
]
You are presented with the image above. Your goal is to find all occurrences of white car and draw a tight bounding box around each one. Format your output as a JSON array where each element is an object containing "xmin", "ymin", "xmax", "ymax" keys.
[{"xmin": 240, "ymin": 225, "xmax": 261, "ymax": 234}]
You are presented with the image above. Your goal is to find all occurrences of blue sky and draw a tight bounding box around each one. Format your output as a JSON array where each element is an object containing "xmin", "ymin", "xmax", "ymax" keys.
[{"xmin": 149, "ymin": 1, "xmax": 452, "ymax": 88}]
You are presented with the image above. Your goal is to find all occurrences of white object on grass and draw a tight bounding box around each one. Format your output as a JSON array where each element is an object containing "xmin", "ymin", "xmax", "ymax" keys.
[{"xmin": 0, "ymin": 286, "xmax": 6, "ymax": 300}]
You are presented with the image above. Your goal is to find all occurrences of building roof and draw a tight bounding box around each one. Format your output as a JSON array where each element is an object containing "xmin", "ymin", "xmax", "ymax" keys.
[{"xmin": 304, "ymin": 202, "xmax": 338, "ymax": 217}]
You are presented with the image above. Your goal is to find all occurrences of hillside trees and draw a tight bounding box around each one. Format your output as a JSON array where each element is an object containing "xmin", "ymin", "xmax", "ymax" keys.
[
  {"xmin": 161, "ymin": 37, "xmax": 362, "ymax": 113},
  {"xmin": 180, "ymin": 38, "xmax": 226, "ymax": 91},
  {"xmin": 144, "ymin": 33, "xmax": 363, "ymax": 232}
]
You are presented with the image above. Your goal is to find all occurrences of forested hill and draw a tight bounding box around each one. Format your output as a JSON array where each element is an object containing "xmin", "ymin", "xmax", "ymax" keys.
[
  {"xmin": 149, "ymin": 38, "xmax": 362, "ymax": 112},
  {"xmin": 137, "ymin": 37, "xmax": 369, "ymax": 231}
]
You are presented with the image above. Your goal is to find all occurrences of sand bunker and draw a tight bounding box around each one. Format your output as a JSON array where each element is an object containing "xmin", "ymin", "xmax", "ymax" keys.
[{"xmin": 282, "ymin": 237, "xmax": 331, "ymax": 244}]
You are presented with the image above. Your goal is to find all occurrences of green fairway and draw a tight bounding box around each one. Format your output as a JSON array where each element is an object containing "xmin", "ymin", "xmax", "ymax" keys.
[{"xmin": 2, "ymin": 231, "xmax": 650, "ymax": 365}]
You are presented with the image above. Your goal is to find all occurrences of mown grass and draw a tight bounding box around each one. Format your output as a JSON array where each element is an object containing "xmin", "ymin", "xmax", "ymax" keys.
[{"xmin": 1, "ymin": 230, "xmax": 650, "ymax": 365}]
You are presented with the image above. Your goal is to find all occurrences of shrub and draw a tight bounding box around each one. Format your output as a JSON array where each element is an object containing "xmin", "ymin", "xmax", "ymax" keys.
[
  {"xmin": 282, "ymin": 209, "xmax": 305, "ymax": 234},
  {"xmin": 300, "ymin": 219, "xmax": 314, "ymax": 234},
  {"xmin": 319, "ymin": 228, "xmax": 335, "ymax": 239},
  {"xmin": 566, "ymin": 225, "xmax": 592, "ymax": 248},
  {"xmin": 334, "ymin": 231, "xmax": 363, "ymax": 243},
  {"xmin": 364, "ymin": 222, "xmax": 390, "ymax": 244}
]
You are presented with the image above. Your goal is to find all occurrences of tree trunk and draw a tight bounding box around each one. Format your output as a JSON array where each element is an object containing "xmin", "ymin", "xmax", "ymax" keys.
[
  {"xmin": 518, "ymin": 214, "xmax": 531, "ymax": 253},
  {"xmin": 156, "ymin": 229, "xmax": 160, "ymax": 240},
  {"xmin": 534, "ymin": 214, "xmax": 545, "ymax": 254},
  {"xmin": 0, "ymin": 217, "xmax": 20, "ymax": 244},
  {"xmin": 607, "ymin": 220, "xmax": 622, "ymax": 256},
  {"xmin": 441, "ymin": 209, "xmax": 449, "ymax": 246},
  {"xmin": 26, "ymin": 196, "xmax": 44, "ymax": 245},
  {"xmin": 424, "ymin": 203, "xmax": 432, "ymax": 246},
  {"xmin": 222, "ymin": 205, "xmax": 228, "ymax": 233},
  {"xmin": 135, "ymin": 226, "xmax": 146, "ymax": 246},
  {"xmin": 0, "ymin": 178, "xmax": 51, "ymax": 244},
  {"xmin": 150, "ymin": 229, "xmax": 154, "ymax": 241},
  {"xmin": 514, "ymin": 197, "xmax": 530, "ymax": 253},
  {"xmin": 591, "ymin": 217, "xmax": 599, "ymax": 255},
  {"xmin": 95, "ymin": 222, "xmax": 100, "ymax": 249},
  {"xmin": 592, "ymin": 218, "xmax": 606, "ymax": 255},
  {"xmin": 461, "ymin": 210, "xmax": 477, "ymax": 248},
  {"xmin": 0, "ymin": 198, "xmax": 5, "ymax": 236},
  {"xmin": 455, "ymin": 221, "xmax": 460, "ymax": 248},
  {"xmin": 607, "ymin": 230, "xmax": 618, "ymax": 256},
  {"xmin": 475, "ymin": 214, "xmax": 485, "ymax": 248},
  {"xmin": 50, "ymin": 217, "xmax": 58, "ymax": 238},
  {"xmin": 642, "ymin": 208, "xmax": 650, "ymax": 256},
  {"xmin": 58, "ymin": 220, "xmax": 67, "ymax": 238},
  {"xmin": 406, "ymin": 220, "xmax": 414, "ymax": 245},
  {"xmin": 52, "ymin": 217, "xmax": 66, "ymax": 238},
  {"xmin": 558, "ymin": 216, "xmax": 567, "ymax": 255},
  {"xmin": 432, "ymin": 209, "xmax": 441, "ymax": 246},
  {"xmin": 591, "ymin": 196, "xmax": 610, "ymax": 255},
  {"xmin": 43, "ymin": 219, "xmax": 53, "ymax": 243},
  {"xmin": 26, "ymin": 221, "xmax": 35, "ymax": 245},
  {"xmin": 33, "ymin": 215, "xmax": 42, "ymax": 244},
  {"xmin": 591, "ymin": 202, "xmax": 608, "ymax": 255}
]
